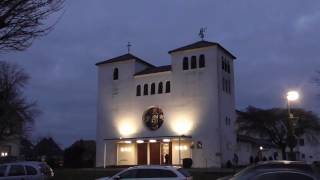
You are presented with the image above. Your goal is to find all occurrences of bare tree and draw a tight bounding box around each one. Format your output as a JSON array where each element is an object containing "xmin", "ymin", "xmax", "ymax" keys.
[
  {"xmin": 0, "ymin": 0, "xmax": 64, "ymax": 52},
  {"xmin": 237, "ymin": 106, "xmax": 320, "ymax": 160},
  {"xmin": 0, "ymin": 61, "xmax": 39, "ymax": 141}
]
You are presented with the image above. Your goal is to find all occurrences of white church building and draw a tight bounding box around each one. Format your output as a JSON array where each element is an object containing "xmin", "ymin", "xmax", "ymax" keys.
[{"xmin": 96, "ymin": 40, "xmax": 237, "ymax": 168}]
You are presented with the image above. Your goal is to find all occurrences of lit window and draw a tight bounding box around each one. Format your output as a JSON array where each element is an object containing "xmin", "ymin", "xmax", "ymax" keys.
[
  {"xmin": 151, "ymin": 83, "xmax": 156, "ymax": 95},
  {"xmin": 113, "ymin": 68, "xmax": 119, "ymax": 80},
  {"xmin": 191, "ymin": 56, "xmax": 197, "ymax": 69},
  {"xmin": 158, "ymin": 82, "xmax": 163, "ymax": 94},
  {"xmin": 183, "ymin": 57, "xmax": 189, "ymax": 70},
  {"xmin": 199, "ymin": 54, "xmax": 205, "ymax": 68},
  {"xmin": 136, "ymin": 85, "xmax": 141, "ymax": 96},
  {"xmin": 143, "ymin": 84, "xmax": 148, "ymax": 96},
  {"xmin": 165, "ymin": 81, "xmax": 170, "ymax": 93}
]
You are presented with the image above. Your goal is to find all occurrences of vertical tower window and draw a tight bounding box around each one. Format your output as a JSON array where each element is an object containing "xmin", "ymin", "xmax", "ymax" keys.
[
  {"xmin": 183, "ymin": 57, "xmax": 189, "ymax": 70},
  {"xmin": 199, "ymin": 54, "xmax": 205, "ymax": 68},
  {"xmin": 222, "ymin": 78, "xmax": 226, "ymax": 92},
  {"xmin": 136, "ymin": 85, "xmax": 141, "ymax": 96},
  {"xmin": 113, "ymin": 68, "xmax": 119, "ymax": 80},
  {"xmin": 143, "ymin": 84, "xmax": 148, "ymax": 96},
  {"xmin": 165, "ymin": 81, "xmax": 171, "ymax": 93},
  {"xmin": 151, "ymin": 83, "xmax": 156, "ymax": 95},
  {"xmin": 222, "ymin": 59, "xmax": 225, "ymax": 70},
  {"xmin": 191, "ymin": 56, "xmax": 197, "ymax": 69},
  {"xmin": 158, "ymin": 82, "xmax": 163, "ymax": 94},
  {"xmin": 227, "ymin": 61, "xmax": 231, "ymax": 73}
]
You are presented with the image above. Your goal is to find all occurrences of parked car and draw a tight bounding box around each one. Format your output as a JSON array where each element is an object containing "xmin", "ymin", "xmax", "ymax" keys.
[
  {"xmin": 96, "ymin": 165, "xmax": 192, "ymax": 180},
  {"xmin": 218, "ymin": 160, "xmax": 319, "ymax": 180},
  {"xmin": 0, "ymin": 161, "xmax": 54, "ymax": 180}
]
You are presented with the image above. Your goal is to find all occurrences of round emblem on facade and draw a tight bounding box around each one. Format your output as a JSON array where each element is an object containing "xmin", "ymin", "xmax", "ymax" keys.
[{"xmin": 143, "ymin": 107, "xmax": 164, "ymax": 130}]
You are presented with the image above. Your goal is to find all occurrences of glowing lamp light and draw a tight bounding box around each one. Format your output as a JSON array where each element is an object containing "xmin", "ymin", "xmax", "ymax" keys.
[
  {"xmin": 120, "ymin": 147, "xmax": 132, "ymax": 152},
  {"xmin": 173, "ymin": 121, "xmax": 193, "ymax": 135},
  {"xmin": 124, "ymin": 140, "xmax": 131, "ymax": 144},
  {"xmin": 259, "ymin": 146, "xmax": 263, "ymax": 150},
  {"xmin": 149, "ymin": 139, "xmax": 156, "ymax": 143},
  {"xmin": 118, "ymin": 120, "xmax": 136, "ymax": 136},
  {"xmin": 136, "ymin": 140, "xmax": 144, "ymax": 144},
  {"xmin": 170, "ymin": 113, "xmax": 194, "ymax": 135},
  {"xmin": 175, "ymin": 145, "xmax": 188, "ymax": 151},
  {"xmin": 163, "ymin": 139, "xmax": 170, "ymax": 143},
  {"xmin": 287, "ymin": 91, "xmax": 299, "ymax": 101}
]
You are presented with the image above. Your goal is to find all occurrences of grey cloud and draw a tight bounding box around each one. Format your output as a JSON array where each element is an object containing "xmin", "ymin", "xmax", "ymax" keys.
[{"xmin": 1, "ymin": 0, "xmax": 320, "ymax": 147}]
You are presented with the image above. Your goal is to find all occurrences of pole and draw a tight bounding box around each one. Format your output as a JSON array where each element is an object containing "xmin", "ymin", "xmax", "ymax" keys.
[
  {"xmin": 287, "ymin": 100, "xmax": 295, "ymax": 160},
  {"xmin": 103, "ymin": 142, "xmax": 106, "ymax": 168},
  {"xmin": 179, "ymin": 136, "xmax": 181, "ymax": 165}
]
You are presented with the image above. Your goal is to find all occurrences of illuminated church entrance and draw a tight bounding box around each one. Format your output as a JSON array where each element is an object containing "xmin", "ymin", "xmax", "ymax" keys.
[
  {"xmin": 114, "ymin": 137, "xmax": 191, "ymax": 166},
  {"xmin": 137, "ymin": 141, "xmax": 172, "ymax": 165}
]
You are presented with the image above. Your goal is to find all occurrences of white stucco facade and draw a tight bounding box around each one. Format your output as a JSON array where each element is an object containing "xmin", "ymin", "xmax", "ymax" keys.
[{"xmin": 96, "ymin": 40, "xmax": 237, "ymax": 168}]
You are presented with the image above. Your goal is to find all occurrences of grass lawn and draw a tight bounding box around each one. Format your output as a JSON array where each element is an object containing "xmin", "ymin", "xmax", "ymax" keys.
[{"xmin": 52, "ymin": 168, "xmax": 233, "ymax": 180}]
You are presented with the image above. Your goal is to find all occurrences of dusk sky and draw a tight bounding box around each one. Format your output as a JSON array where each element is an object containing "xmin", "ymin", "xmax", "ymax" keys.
[{"xmin": 1, "ymin": 0, "xmax": 320, "ymax": 148}]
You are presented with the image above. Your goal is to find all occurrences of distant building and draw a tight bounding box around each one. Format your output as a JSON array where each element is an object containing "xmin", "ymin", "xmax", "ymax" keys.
[
  {"xmin": 96, "ymin": 40, "xmax": 237, "ymax": 167},
  {"xmin": 0, "ymin": 137, "xmax": 20, "ymax": 160},
  {"xmin": 236, "ymin": 135, "xmax": 280, "ymax": 165},
  {"xmin": 295, "ymin": 135, "xmax": 320, "ymax": 164}
]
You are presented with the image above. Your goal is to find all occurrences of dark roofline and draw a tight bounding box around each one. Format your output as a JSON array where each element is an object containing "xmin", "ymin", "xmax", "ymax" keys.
[
  {"xmin": 237, "ymin": 134, "xmax": 277, "ymax": 148},
  {"xmin": 135, "ymin": 65, "xmax": 171, "ymax": 76},
  {"xmin": 168, "ymin": 40, "xmax": 236, "ymax": 59},
  {"xmin": 95, "ymin": 53, "xmax": 155, "ymax": 67}
]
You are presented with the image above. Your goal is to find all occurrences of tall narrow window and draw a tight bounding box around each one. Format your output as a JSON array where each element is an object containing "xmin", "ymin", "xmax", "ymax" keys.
[
  {"xmin": 222, "ymin": 78, "xmax": 226, "ymax": 92},
  {"xmin": 222, "ymin": 59, "xmax": 225, "ymax": 70},
  {"xmin": 136, "ymin": 85, "xmax": 141, "ymax": 96},
  {"xmin": 113, "ymin": 68, "xmax": 119, "ymax": 80},
  {"xmin": 227, "ymin": 61, "xmax": 231, "ymax": 73},
  {"xmin": 165, "ymin": 81, "xmax": 171, "ymax": 93},
  {"xmin": 158, "ymin": 82, "xmax": 163, "ymax": 94},
  {"xmin": 227, "ymin": 79, "xmax": 231, "ymax": 94},
  {"xmin": 183, "ymin": 57, "xmax": 189, "ymax": 70},
  {"xmin": 199, "ymin": 54, "xmax": 205, "ymax": 68},
  {"xmin": 151, "ymin": 83, "xmax": 156, "ymax": 95},
  {"xmin": 191, "ymin": 56, "xmax": 197, "ymax": 69},
  {"xmin": 143, "ymin": 84, "xmax": 148, "ymax": 96}
]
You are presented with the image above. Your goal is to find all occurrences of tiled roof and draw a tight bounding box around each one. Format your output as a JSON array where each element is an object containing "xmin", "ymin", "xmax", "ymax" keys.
[
  {"xmin": 135, "ymin": 65, "xmax": 171, "ymax": 76},
  {"xmin": 95, "ymin": 53, "xmax": 155, "ymax": 67},
  {"xmin": 168, "ymin": 40, "xmax": 236, "ymax": 59}
]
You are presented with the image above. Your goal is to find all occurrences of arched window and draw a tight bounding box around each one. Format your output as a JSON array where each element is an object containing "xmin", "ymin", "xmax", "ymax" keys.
[
  {"xmin": 151, "ymin": 83, "xmax": 156, "ymax": 95},
  {"xmin": 158, "ymin": 82, "xmax": 163, "ymax": 94},
  {"xmin": 183, "ymin": 57, "xmax": 189, "ymax": 70},
  {"xmin": 199, "ymin": 54, "xmax": 205, "ymax": 68},
  {"xmin": 143, "ymin": 84, "xmax": 148, "ymax": 96},
  {"xmin": 113, "ymin": 68, "xmax": 119, "ymax": 80},
  {"xmin": 191, "ymin": 56, "xmax": 197, "ymax": 69},
  {"xmin": 136, "ymin": 85, "xmax": 141, "ymax": 96},
  {"xmin": 165, "ymin": 81, "xmax": 171, "ymax": 93}
]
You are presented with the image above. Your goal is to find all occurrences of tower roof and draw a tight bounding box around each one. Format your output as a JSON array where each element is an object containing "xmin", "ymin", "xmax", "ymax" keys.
[
  {"xmin": 95, "ymin": 53, "xmax": 155, "ymax": 67},
  {"xmin": 168, "ymin": 40, "xmax": 236, "ymax": 59}
]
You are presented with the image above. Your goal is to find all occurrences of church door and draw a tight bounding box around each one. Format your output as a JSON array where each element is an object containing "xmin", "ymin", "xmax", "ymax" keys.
[
  {"xmin": 137, "ymin": 143, "xmax": 148, "ymax": 165},
  {"xmin": 149, "ymin": 142, "xmax": 160, "ymax": 164}
]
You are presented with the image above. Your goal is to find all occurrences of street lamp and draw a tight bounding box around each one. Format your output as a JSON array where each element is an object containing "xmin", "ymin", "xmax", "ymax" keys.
[
  {"xmin": 286, "ymin": 90, "xmax": 300, "ymax": 160},
  {"xmin": 287, "ymin": 91, "xmax": 299, "ymax": 117}
]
